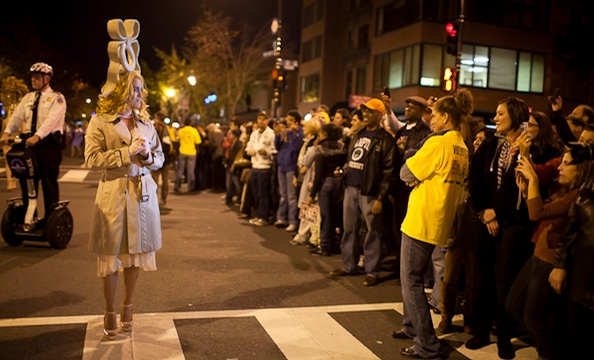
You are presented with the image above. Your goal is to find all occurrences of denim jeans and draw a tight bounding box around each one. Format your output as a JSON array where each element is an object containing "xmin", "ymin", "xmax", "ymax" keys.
[
  {"xmin": 341, "ymin": 186, "xmax": 383, "ymax": 277},
  {"xmin": 250, "ymin": 168, "xmax": 272, "ymax": 220},
  {"xmin": 225, "ymin": 169, "xmax": 242, "ymax": 203},
  {"xmin": 506, "ymin": 255, "xmax": 564, "ymax": 359},
  {"xmin": 427, "ymin": 246, "xmax": 445, "ymax": 309},
  {"xmin": 276, "ymin": 169, "xmax": 298, "ymax": 225},
  {"xmin": 400, "ymin": 233, "xmax": 441, "ymax": 358},
  {"xmin": 175, "ymin": 153, "xmax": 196, "ymax": 191},
  {"xmin": 318, "ymin": 177, "xmax": 342, "ymax": 249}
]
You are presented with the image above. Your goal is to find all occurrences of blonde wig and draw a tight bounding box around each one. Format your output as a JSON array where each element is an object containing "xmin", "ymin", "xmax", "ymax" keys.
[{"xmin": 96, "ymin": 71, "xmax": 150, "ymax": 121}]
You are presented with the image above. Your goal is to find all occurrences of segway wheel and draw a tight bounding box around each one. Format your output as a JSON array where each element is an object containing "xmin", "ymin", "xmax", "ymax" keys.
[
  {"xmin": 45, "ymin": 207, "xmax": 73, "ymax": 249},
  {"xmin": 1, "ymin": 205, "xmax": 25, "ymax": 246}
]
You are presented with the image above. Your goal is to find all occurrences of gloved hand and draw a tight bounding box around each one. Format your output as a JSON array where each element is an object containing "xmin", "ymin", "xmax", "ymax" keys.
[{"xmin": 128, "ymin": 136, "xmax": 146, "ymax": 156}]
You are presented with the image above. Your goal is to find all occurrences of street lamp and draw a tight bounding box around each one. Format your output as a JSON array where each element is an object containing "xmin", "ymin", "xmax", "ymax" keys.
[{"xmin": 187, "ymin": 75, "xmax": 197, "ymax": 87}]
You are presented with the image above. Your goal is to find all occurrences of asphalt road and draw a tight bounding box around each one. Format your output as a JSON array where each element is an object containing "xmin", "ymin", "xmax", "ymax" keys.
[{"xmin": 0, "ymin": 154, "xmax": 537, "ymax": 359}]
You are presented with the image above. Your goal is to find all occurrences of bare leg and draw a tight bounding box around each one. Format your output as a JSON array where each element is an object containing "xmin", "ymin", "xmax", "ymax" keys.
[
  {"xmin": 102, "ymin": 272, "xmax": 119, "ymax": 339},
  {"xmin": 123, "ymin": 266, "xmax": 139, "ymax": 306},
  {"xmin": 121, "ymin": 267, "xmax": 139, "ymax": 331},
  {"xmin": 102, "ymin": 272, "xmax": 118, "ymax": 312}
]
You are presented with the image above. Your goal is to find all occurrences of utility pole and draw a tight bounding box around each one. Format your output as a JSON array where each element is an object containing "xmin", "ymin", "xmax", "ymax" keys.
[
  {"xmin": 271, "ymin": 0, "xmax": 283, "ymax": 119},
  {"xmin": 456, "ymin": 0, "xmax": 465, "ymax": 87}
]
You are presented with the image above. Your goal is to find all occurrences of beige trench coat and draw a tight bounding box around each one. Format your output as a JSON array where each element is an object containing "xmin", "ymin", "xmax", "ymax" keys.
[{"xmin": 85, "ymin": 113, "xmax": 164, "ymax": 255}]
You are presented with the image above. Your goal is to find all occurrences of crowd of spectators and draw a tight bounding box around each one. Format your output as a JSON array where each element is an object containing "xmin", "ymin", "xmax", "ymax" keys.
[{"xmin": 148, "ymin": 91, "xmax": 594, "ymax": 360}]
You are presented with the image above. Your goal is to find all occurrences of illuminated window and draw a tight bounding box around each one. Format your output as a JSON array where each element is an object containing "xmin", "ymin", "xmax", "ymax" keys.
[{"xmin": 300, "ymin": 73, "xmax": 320, "ymax": 102}]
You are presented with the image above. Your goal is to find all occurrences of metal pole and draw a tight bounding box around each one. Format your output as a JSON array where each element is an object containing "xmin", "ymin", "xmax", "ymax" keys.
[
  {"xmin": 456, "ymin": 0, "xmax": 465, "ymax": 87},
  {"xmin": 272, "ymin": 0, "xmax": 283, "ymax": 119}
]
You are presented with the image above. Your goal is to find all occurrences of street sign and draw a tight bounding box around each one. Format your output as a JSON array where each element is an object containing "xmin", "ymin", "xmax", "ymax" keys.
[
  {"xmin": 262, "ymin": 50, "xmax": 275, "ymax": 58},
  {"xmin": 281, "ymin": 59, "xmax": 299, "ymax": 70},
  {"xmin": 349, "ymin": 95, "xmax": 372, "ymax": 108}
]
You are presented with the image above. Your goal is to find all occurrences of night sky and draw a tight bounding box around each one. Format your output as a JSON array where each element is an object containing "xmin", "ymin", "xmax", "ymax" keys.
[{"xmin": 0, "ymin": 0, "xmax": 302, "ymax": 89}]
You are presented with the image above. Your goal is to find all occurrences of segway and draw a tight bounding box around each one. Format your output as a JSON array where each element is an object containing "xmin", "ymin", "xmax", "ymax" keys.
[{"xmin": 1, "ymin": 137, "xmax": 73, "ymax": 249}]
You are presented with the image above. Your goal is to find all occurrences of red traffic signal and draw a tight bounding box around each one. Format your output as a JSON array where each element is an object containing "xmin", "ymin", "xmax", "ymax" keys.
[
  {"xmin": 445, "ymin": 22, "xmax": 460, "ymax": 55},
  {"xmin": 446, "ymin": 23, "xmax": 458, "ymax": 37}
]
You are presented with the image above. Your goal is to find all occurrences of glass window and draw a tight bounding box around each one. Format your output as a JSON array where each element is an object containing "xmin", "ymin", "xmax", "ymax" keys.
[
  {"xmin": 358, "ymin": 25, "xmax": 369, "ymax": 49},
  {"xmin": 389, "ymin": 50, "xmax": 404, "ymax": 88},
  {"xmin": 421, "ymin": 44, "xmax": 443, "ymax": 87},
  {"xmin": 530, "ymin": 54, "xmax": 544, "ymax": 93},
  {"xmin": 489, "ymin": 47, "xmax": 517, "ymax": 90},
  {"xmin": 302, "ymin": 36, "xmax": 322, "ymax": 63},
  {"xmin": 301, "ymin": 73, "xmax": 320, "ymax": 102},
  {"xmin": 346, "ymin": 70, "xmax": 353, "ymax": 99},
  {"xmin": 303, "ymin": 0, "xmax": 324, "ymax": 28},
  {"xmin": 356, "ymin": 67, "xmax": 366, "ymax": 95},
  {"xmin": 517, "ymin": 52, "xmax": 532, "ymax": 92}
]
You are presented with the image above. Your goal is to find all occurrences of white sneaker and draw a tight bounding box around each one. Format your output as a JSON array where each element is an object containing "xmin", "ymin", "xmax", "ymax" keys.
[
  {"xmin": 254, "ymin": 218, "xmax": 268, "ymax": 227},
  {"xmin": 249, "ymin": 218, "xmax": 259, "ymax": 224},
  {"xmin": 274, "ymin": 219, "xmax": 288, "ymax": 227},
  {"xmin": 285, "ymin": 224, "xmax": 297, "ymax": 232}
]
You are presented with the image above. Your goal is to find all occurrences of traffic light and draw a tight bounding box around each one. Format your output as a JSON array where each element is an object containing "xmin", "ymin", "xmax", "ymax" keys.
[
  {"xmin": 445, "ymin": 22, "xmax": 459, "ymax": 55},
  {"xmin": 272, "ymin": 69, "xmax": 287, "ymax": 91},
  {"xmin": 441, "ymin": 66, "xmax": 457, "ymax": 93}
]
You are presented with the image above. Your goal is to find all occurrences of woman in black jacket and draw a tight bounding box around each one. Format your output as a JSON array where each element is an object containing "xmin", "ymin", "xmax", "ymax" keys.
[
  {"xmin": 549, "ymin": 144, "xmax": 594, "ymax": 359},
  {"xmin": 466, "ymin": 97, "xmax": 537, "ymax": 359},
  {"xmin": 306, "ymin": 123, "xmax": 347, "ymax": 256}
]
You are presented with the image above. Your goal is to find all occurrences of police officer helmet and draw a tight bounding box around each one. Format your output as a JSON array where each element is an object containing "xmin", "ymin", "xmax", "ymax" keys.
[{"xmin": 29, "ymin": 62, "xmax": 54, "ymax": 77}]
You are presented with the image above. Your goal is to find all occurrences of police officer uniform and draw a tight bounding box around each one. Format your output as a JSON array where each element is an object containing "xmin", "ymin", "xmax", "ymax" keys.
[{"xmin": 4, "ymin": 76, "xmax": 66, "ymax": 217}]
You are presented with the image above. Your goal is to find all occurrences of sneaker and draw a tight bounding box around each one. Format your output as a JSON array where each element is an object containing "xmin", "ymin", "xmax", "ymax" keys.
[
  {"xmin": 285, "ymin": 224, "xmax": 297, "ymax": 232},
  {"xmin": 310, "ymin": 247, "xmax": 331, "ymax": 256},
  {"xmin": 253, "ymin": 218, "xmax": 268, "ymax": 227},
  {"xmin": 220, "ymin": 194, "xmax": 226, "ymax": 200},
  {"xmin": 274, "ymin": 220, "xmax": 289, "ymax": 228},
  {"xmin": 249, "ymin": 218, "xmax": 260, "ymax": 224}
]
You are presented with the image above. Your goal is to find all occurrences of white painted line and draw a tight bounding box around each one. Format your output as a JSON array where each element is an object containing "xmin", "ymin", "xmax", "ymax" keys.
[
  {"xmin": 132, "ymin": 317, "xmax": 185, "ymax": 360},
  {"xmin": 83, "ymin": 315, "xmax": 133, "ymax": 360},
  {"xmin": 256, "ymin": 310, "xmax": 332, "ymax": 359},
  {"xmin": 58, "ymin": 169, "xmax": 90, "ymax": 182},
  {"xmin": 291, "ymin": 310, "xmax": 381, "ymax": 360}
]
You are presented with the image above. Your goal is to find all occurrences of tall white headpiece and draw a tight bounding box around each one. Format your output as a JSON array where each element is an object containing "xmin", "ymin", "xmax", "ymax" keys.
[{"xmin": 100, "ymin": 19, "xmax": 141, "ymax": 98}]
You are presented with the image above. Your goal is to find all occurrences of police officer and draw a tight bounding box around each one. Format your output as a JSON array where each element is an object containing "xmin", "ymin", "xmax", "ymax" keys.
[{"xmin": 0, "ymin": 62, "xmax": 67, "ymax": 218}]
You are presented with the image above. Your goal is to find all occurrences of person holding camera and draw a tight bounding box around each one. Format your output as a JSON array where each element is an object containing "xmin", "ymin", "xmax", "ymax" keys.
[{"xmin": 0, "ymin": 62, "xmax": 66, "ymax": 218}]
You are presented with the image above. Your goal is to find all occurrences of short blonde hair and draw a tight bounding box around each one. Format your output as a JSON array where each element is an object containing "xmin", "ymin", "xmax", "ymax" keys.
[
  {"xmin": 303, "ymin": 118, "xmax": 320, "ymax": 136},
  {"xmin": 97, "ymin": 71, "xmax": 150, "ymax": 121}
]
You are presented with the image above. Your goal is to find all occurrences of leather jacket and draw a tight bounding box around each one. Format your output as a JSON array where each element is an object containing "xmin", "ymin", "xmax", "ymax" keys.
[
  {"xmin": 346, "ymin": 127, "xmax": 396, "ymax": 202},
  {"xmin": 554, "ymin": 178, "xmax": 594, "ymax": 309}
]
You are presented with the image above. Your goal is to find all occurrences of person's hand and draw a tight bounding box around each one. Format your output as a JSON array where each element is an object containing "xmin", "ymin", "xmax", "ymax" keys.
[
  {"xmin": 0, "ymin": 133, "xmax": 9, "ymax": 146},
  {"xmin": 300, "ymin": 166, "xmax": 308, "ymax": 175},
  {"xmin": 372, "ymin": 200, "xmax": 382, "ymax": 215},
  {"xmin": 515, "ymin": 157, "xmax": 536, "ymax": 183},
  {"xmin": 292, "ymin": 176, "xmax": 298, "ymax": 187},
  {"xmin": 548, "ymin": 95, "xmax": 562, "ymax": 112},
  {"xmin": 381, "ymin": 93, "xmax": 392, "ymax": 115},
  {"xmin": 128, "ymin": 137, "xmax": 145, "ymax": 156},
  {"xmin": 140, "ymin": 137, "xmax": 150, "ymax": 157},
  {"xmin": 333, "ymin": 167, "xmax": 344, "ymax": 177},
  {"xmin": 485, "ymin": 219, "xmax": 499, "ymax": 237},
  {"xmin": 306, "ymin": 196, "xmax": 313, "ymax": 205},
  {"xmin": 247, "ymin": 150, "xmax": 256, "ymax": 157},
  {"xmin": 549, "ymin": 268, "xmax": 567, "ymax": 295},
  {"xmin": 406, "ymin": 180, "xmax": 420, "ymax": 187},
  {"xmin": 516, "ymin": 131, "xmax": 532, "ymax": 157},
  {"xmin": 25, "ymin": 134, "xmax": 40, "ymax": 147}
]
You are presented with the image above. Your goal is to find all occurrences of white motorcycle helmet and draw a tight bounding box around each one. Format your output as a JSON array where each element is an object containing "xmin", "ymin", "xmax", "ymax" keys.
[{"xmin": 29, "ymin": 62, "xmax": 54, "ymax": 77}]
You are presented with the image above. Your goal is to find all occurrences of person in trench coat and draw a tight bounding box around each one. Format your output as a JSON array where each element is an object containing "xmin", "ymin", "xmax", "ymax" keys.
[{"xmin": 84, "ymin": 71, "xmax": 164, "ymax": 340}]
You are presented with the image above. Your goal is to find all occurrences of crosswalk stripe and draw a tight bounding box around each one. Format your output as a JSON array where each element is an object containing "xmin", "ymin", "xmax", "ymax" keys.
[
  {"xmin": 0, "ymin": 302, "xmax": 540, "ymax": 359},
  {"xmin": 58, "ymin": 169, "xmax": 90, "ymax": 182}
]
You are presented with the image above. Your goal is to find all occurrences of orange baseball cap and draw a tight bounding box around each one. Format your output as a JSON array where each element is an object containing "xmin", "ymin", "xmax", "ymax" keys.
[{"xmin": 360, "ymin": 98, "xmax": 386, "ymax": 115}]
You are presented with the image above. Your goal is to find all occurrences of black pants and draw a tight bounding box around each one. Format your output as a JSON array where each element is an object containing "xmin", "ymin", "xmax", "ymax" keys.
[
  {"xmin": 473, "ymin": 225, "xmax": 534, "ymax": 342},
  {"xmin": 19, "ymin": 141, "xmax": 62, "ymax": 217}
]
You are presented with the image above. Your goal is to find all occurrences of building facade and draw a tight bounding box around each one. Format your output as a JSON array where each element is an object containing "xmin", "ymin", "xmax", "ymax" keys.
[{"xmin": 297, "ymin": 0, "xmax": 594, "ymax": 121}]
